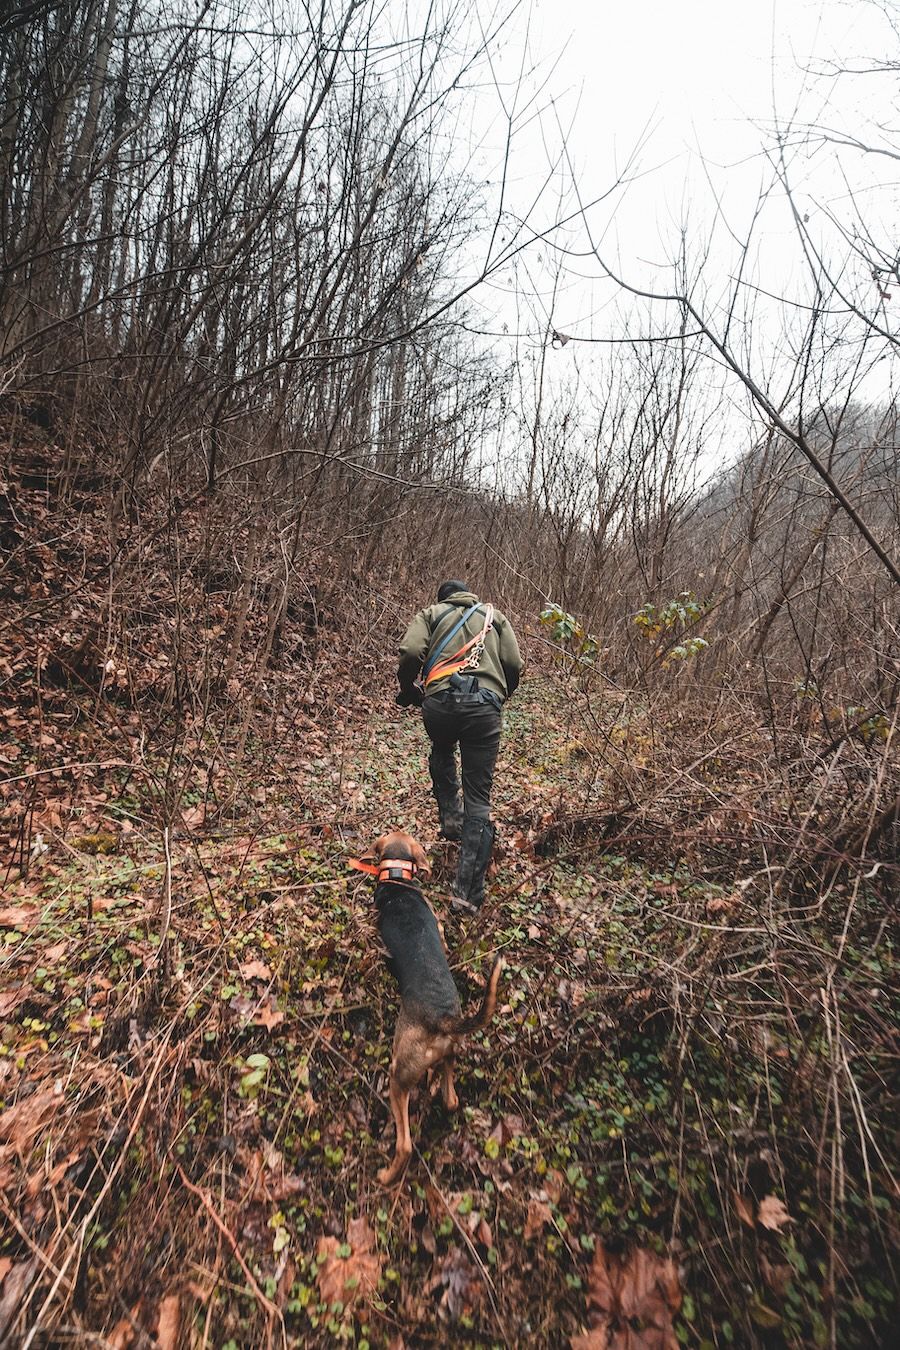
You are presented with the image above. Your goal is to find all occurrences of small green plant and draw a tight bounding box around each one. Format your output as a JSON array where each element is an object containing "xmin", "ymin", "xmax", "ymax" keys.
[
  {"xmin": 665, "ymin": 636, "xmax": 709, "ymax": 665},
  {"xmin": 539, "ymin": 604, "xmax": 600, "ymax": 664},
  {"xmin": 633, "ymin": 591, "xmax": 709, "ymax": 665},
  {"xmin": 842, "ymin": 706, "xmax": 890, "ymax": 743},
  {"xmin": 238, "ymin": 1052, "xmax": 270, "ymax": 1097},
  {"xmin": 792, "ymin": 677, "xmax": 819, "ymax": 700}
]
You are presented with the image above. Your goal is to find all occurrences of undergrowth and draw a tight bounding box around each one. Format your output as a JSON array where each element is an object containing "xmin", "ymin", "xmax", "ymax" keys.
[
  {"xmin": 0, "ymin": 434, "xmax": 897, "ymax": 1348},
  {"xmin": 2, "ymin": 683, "xmax": 896, "ymax": 1347}
]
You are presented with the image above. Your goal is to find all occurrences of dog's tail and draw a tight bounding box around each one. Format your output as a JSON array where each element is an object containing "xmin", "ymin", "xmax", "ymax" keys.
[{"xmin": 455, "ymin": 957, "xmax": 504, "ymax": 1035}]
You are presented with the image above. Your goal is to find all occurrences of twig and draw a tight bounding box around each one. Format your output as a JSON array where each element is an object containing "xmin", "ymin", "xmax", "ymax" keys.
[
  {"xmin": 20, "ymin": 1036, "xmax": 182, "ymax": 1347},
  {"xmin": 417, "ymin": 1157, "xmax": 510, "ymax": 1348},
  {"xmin": 160, "ymin": 823, "xmax": 173, "ymax": 976},
  {"xmin": 174, "ymin": 1162, "xmax": 284, "ymax": 1343}
]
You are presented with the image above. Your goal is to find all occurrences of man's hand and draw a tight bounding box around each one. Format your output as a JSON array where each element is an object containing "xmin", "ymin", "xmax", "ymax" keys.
[{"xmin": 396, "ymin": 687, "xmax": 423, "ymax": 708}]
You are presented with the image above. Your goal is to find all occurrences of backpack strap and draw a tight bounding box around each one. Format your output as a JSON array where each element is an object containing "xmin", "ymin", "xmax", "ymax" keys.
[
  {"xmin": 424, "ymin": 605, "xmax": 494, "ymax": 688},
  {"xmin": 422, "ymin": 603, "xmax": 483, "ymax": 681}
]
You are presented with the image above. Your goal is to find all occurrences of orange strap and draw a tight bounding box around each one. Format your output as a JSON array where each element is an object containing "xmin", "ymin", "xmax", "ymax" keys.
[
  {"xmin": 424, "ymin": 605, "xmax": 494, "ymax": 688},
  {"xmin": 349, "ymin": 857, "xmax": 418, "ymax": 884},
  {"xmin": 424, "ymin": 631, "xmax": 481, "ymax": 687}
]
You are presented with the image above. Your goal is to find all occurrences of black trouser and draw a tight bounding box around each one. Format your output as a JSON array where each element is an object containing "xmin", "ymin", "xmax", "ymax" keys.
[{"xmin": 422, "ymin": 690, "xmax": 502, "ymax": 822}]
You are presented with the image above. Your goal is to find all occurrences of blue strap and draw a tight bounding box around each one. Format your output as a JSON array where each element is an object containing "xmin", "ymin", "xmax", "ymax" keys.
[{"xmin": 422, "ymin": 603, "xmax": 483, "ymax": 679}]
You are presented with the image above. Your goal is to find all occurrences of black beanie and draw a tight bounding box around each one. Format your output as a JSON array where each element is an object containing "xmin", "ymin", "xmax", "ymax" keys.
[{"xmin": 437, "ymin": 579, "xmax": 468, "ymax": 602}]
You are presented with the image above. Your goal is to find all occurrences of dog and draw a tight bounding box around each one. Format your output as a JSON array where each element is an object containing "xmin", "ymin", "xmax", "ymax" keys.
[{"xmin": 354, "ymin": 830, "xmax": 503, "ymax": 1185}]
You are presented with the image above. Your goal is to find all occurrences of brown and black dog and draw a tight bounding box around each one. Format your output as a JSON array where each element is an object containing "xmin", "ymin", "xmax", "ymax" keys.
[{"xmin": 355, "ymin": 830, "xmax": 502, "ymax": 1185}]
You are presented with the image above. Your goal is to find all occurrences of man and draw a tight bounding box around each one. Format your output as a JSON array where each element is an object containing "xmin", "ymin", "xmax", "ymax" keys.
[{"xmin": 396, "ymin": 580, "xmax": 522, "ymax": 914}]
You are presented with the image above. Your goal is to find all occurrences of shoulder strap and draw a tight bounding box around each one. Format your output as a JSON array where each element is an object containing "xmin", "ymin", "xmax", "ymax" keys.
[
  {"xmin": 424, "ymin": 605, "xmax": 494, "ymax": 688},
  {"xmin": 422, "ymin": 603, "xmax": 483, "ymax": 679}
]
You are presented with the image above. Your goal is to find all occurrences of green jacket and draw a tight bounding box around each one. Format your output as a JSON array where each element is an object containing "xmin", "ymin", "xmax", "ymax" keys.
[{"xmin": 398, "ymin": 590, "xmax": 522, "ymax": 701}]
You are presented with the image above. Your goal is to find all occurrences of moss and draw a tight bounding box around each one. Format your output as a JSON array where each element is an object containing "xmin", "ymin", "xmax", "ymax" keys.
[{"xmin": 70, "ymin": 831, "xmax": 119, "ymax": 855}]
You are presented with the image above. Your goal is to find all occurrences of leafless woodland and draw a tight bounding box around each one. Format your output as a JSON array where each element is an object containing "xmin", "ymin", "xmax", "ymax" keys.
[{"xmin": 1, "ymin": 1, "xmax": 898, "ymax": 1346}]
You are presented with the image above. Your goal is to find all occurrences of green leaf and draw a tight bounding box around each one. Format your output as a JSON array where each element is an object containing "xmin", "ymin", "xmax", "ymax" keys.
[{"xmin": 749, "ymin": 1300, "xmax": 781, "ymax": 1329}]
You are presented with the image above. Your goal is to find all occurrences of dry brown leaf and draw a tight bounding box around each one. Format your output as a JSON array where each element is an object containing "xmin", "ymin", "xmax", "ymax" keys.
[
  {"xmin": 0, "ymin": 987, "xmax": 24, "ymax": 1017},
  {"xmin": 760, "ymin": 1253, "xmax": 792, "ymax": 1297},
  {"xmin": 0, "ymin": 905, "xmax": 39, "ymax": 930},
  {"xmin": 543, "ymin": 1168, "xmax": 564, "ymax": 1204},
  {"xmin": 276, "ymin": 1255, "xmax": 297, "ymax": 1310},
  {"xmin": 316, "ymin": 1217, "xmax": 382, "ymax": 1312},
  {"xmin": 316, "ymin": 1237, "xmax": 381, "ymax": 1310},
  {"xmin": 107, "ymin": 1315, "xmax": 136, "ymax": 1349},
  {"xmin": 487, "ymin": 1113, "xmax": 524, "ymax": 1148},
  {"xmin": 240, "ymin": 958, "xmax": 272, "ymax": 982},
  {"xmin": 0, "ymin": 1086, "xmax": 62, "ymax": 1156},
  {"xmin": 757, "ymin": 1194, "xmax": 792, "ymax": 1232},
  {"xmin": 0, "ymin": 1259, "xmax": 37, "ymax": 1335},
  {"xmin": 618, "ymin": 1247, "xmax": 681, "ymax": 1324},
  {"xmin": 585, "ymin": 1242, "xmax": 617, "ymax": 1315},
  {"xmin": 46, "ymin": 1147, "xmax": 82, "ymax": 1188},
  {"xmin": 267, "ymin": 1171, "xmax": 306, "ymax": 1204},
  {"xmin": 524, "ymin": 1199, "xmax": 554, "ymax": 1241},
  {"xmin": 476, "ymin": 1217, "xmax": 493, "ymax": 1248},
  {"xmin": 181, "ymin": 804, "xmax": 205, "ymax": 829},
  {"xmin": 527, "ymin": 923, "xmax": 541, "ymax": 939},
  {"xmin": 156, "ymin": 1292, "xmax": 181, "ymax": 1350},
  {"xmin": 732, "ymin": 1189, "xmax": 755, "ymax": 1228},
  {"xmin": 571, "ymin": 1331, "xmax": 611, "ymax": 1350},
  {"xmin": 346, "ymin": 1216, "xmax": 376, "ymax": 1252},
  {"xmin": 584, "ymin": 1242, "xmax": 681, "ymax": 1350},
  {"xmin": 43, "ymin": 940, "xmax": 68, "ymax": 964},
  {"xmin": 0, "ymin": 1258, "xmax": 36, "ymax": 1333},
  {"xmin": 430, "ymin": 1246, "xmax": 483, "ymax": 1321},
  {"xmin": 424, "ymin": 1184, "xmax": 445, "ymax": 1228},
  {"xmin": 0, "ymin": 1257, "xmax": 12, "ymax": 1284},
  {"xmin": 91, "ymin": 895, "xmax": 119, "ymax": 913},
  {"xmin": 253, "ymin": 1002, "xmax": 284, "ymax": 1031}
]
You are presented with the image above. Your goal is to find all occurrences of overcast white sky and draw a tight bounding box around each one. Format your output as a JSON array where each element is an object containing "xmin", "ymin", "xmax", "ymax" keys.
[
  {"xmin": 430, "ymin": 0, "xmax": 899, "ymax": 475},
  {"xmin": 460, "ymin": 0, "xmax": 896, "ymax": 348}
]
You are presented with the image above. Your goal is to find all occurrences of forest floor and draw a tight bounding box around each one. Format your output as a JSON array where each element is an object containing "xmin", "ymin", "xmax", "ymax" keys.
[{"xmin": 1, "ymin": 438, "xmax": 896, "ymax": 1348}]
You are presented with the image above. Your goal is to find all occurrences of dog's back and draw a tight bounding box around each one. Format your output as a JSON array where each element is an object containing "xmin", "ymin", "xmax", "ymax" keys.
[
  {"xmin": 375, "ymin": 883, "xmax": 461, "ymax": 1027},
  {"xmin": 358, "ymin": 829, "xmax": 502, "ymax": 1185}
]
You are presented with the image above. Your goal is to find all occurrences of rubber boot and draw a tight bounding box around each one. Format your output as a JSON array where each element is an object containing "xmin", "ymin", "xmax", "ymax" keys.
[{"xmin": 451, "ymin": 818, "xmax": 495, "ymax": 914}]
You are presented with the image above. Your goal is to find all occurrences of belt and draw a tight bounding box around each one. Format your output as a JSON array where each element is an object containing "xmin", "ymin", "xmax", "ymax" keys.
[{"xmin": 428, "ymin": 689, "xmax": 503, "ymax": 710}]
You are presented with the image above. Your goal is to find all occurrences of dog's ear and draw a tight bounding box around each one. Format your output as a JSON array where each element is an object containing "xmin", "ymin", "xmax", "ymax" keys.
[
  {"xmin": 362, "ymin": 834, "xmax": 390, "ymax": 865},
  {"xmin": 411, "ymin": 840, "xmax": 432, "ymax": 877}
]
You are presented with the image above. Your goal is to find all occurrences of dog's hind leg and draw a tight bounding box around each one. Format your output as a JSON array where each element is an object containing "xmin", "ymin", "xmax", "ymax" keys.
[
  {"xmin": 378, "ymin": 1075, "xmax": 412, "ymax": 1186},
  {"xmin": 440, "ymin": 1056, "xmax": 458, "ymax": 1111}
]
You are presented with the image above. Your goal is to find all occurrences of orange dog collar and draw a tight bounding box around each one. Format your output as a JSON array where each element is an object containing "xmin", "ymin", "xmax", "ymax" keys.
[{"xmin": 349, "ymin": 857, "xmax": 418, "ymax": 884}]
